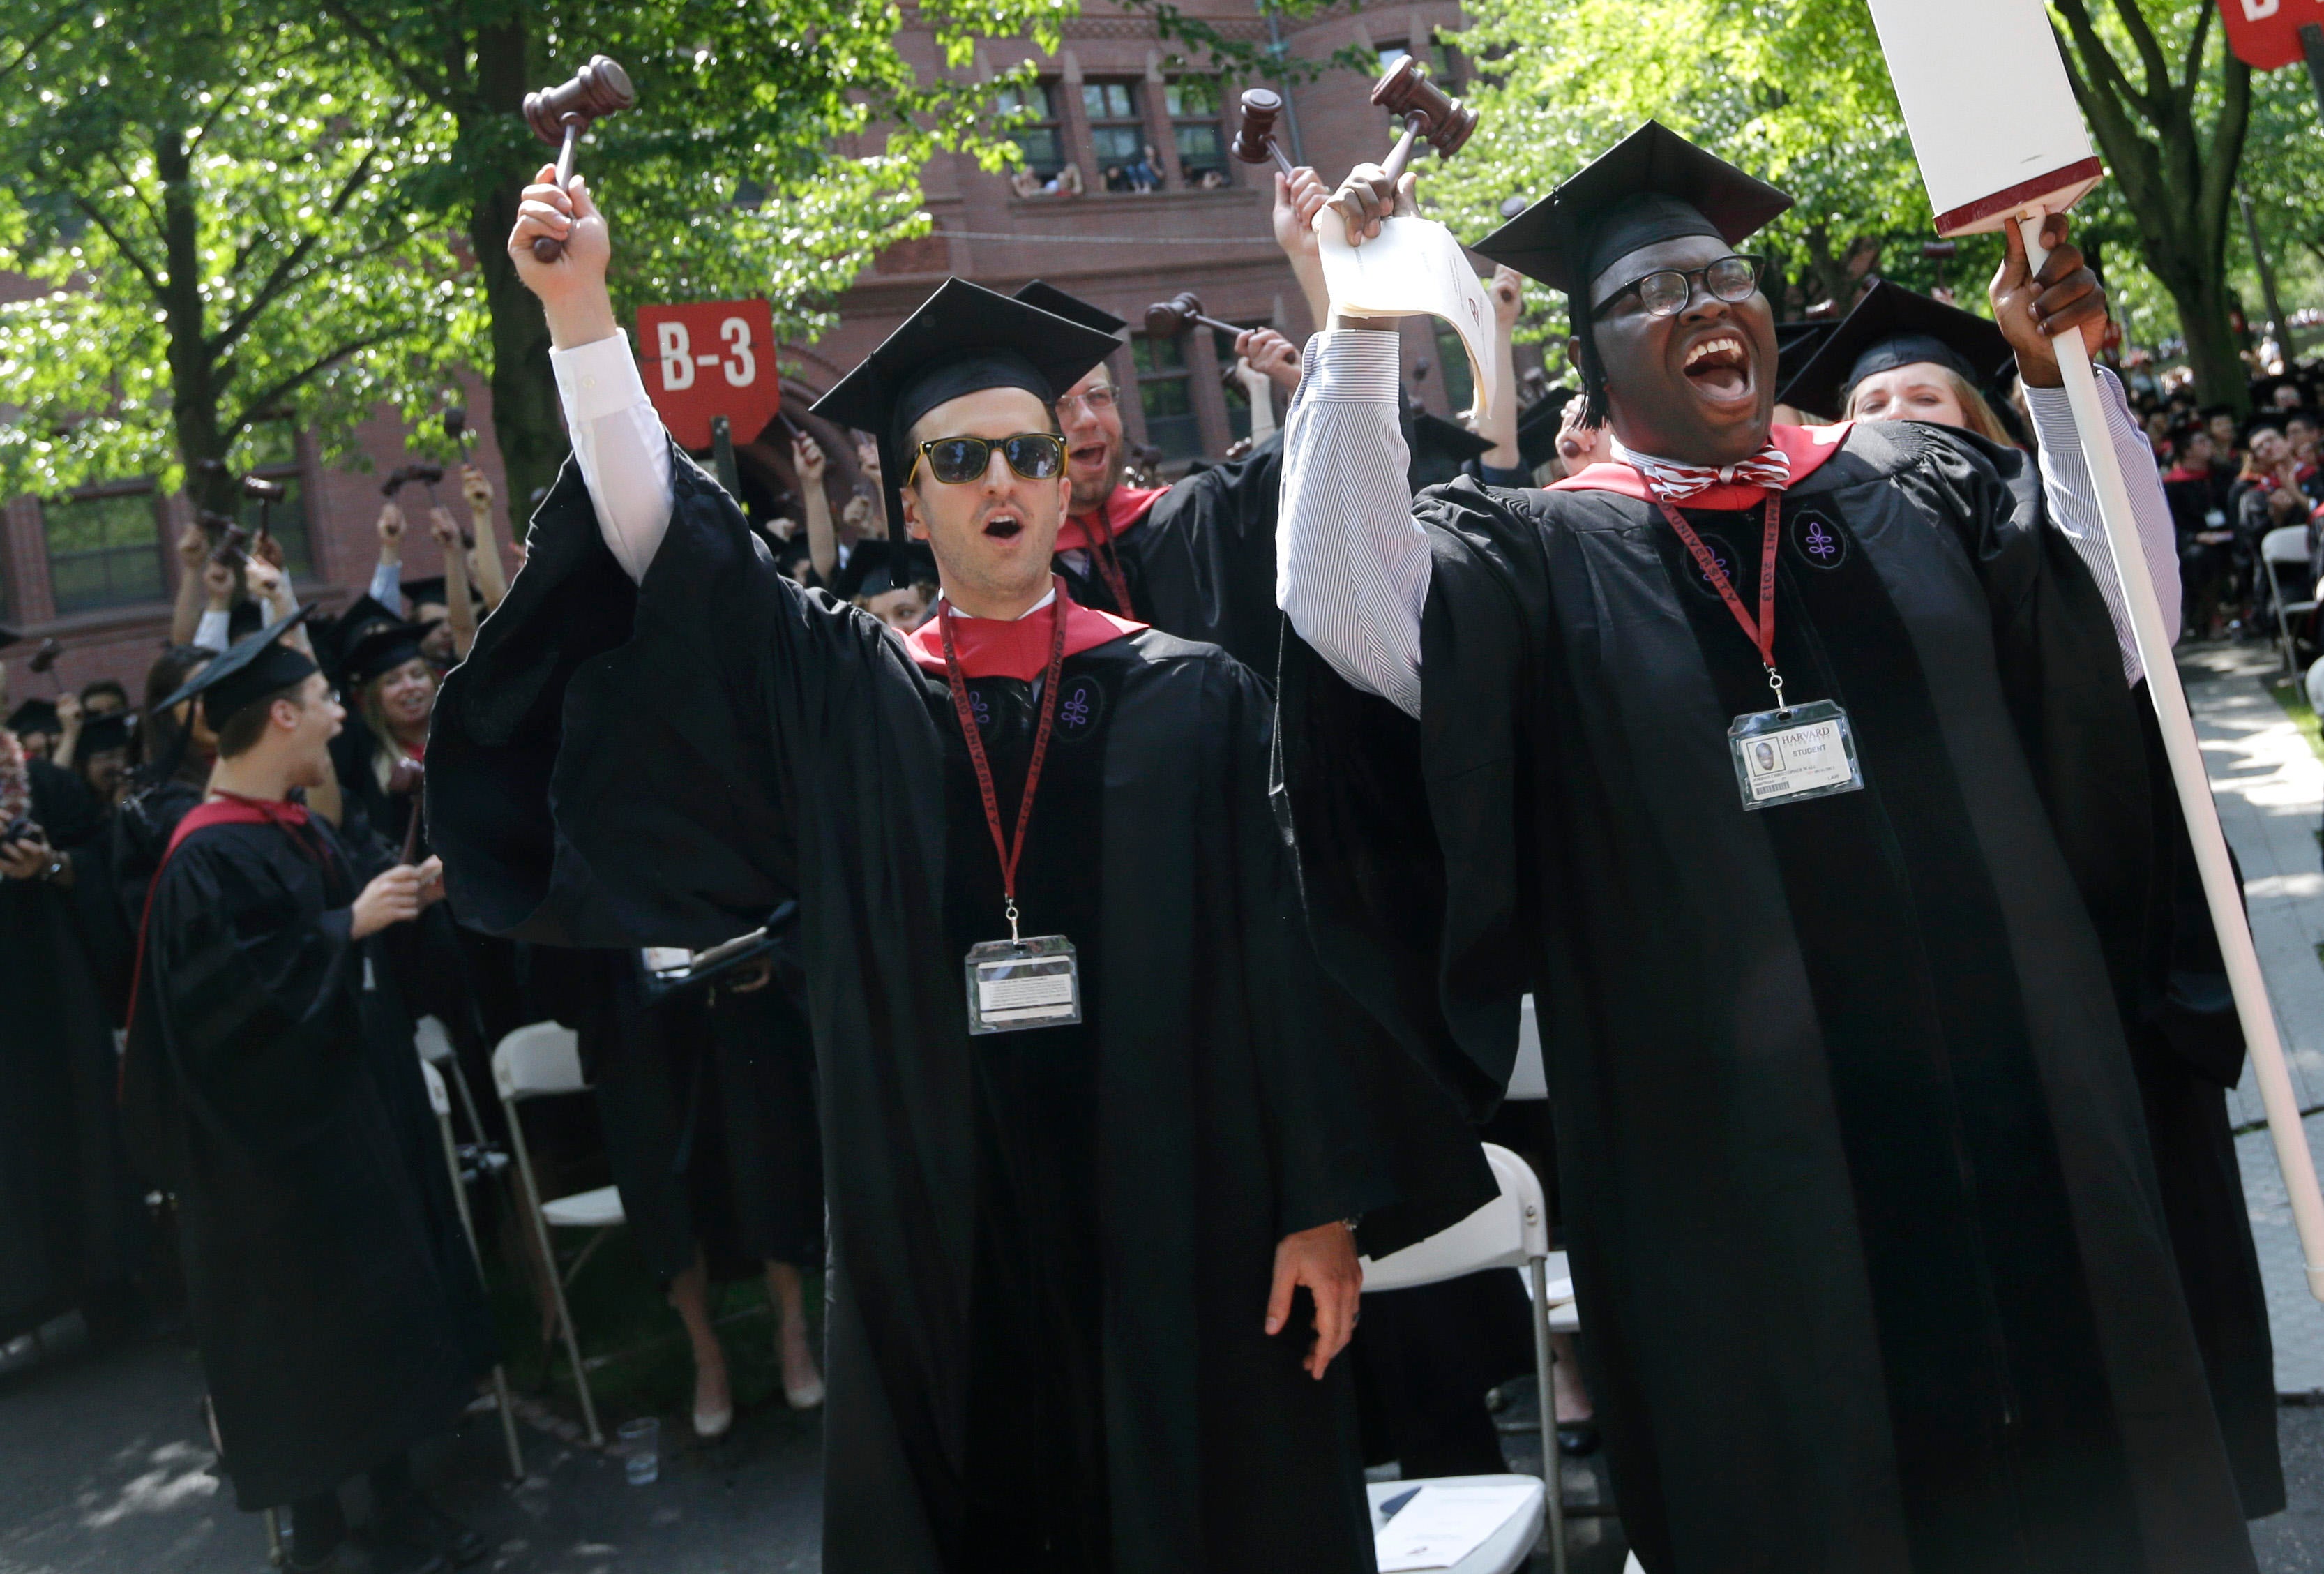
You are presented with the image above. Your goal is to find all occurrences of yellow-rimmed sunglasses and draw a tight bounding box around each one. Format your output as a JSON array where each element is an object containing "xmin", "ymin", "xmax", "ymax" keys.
[{"xmin": 907, "ymin": 433, "xmax": 1067, "ymax": 486}]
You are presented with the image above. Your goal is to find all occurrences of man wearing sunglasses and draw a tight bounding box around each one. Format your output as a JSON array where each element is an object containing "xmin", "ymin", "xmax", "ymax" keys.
[
  {"xmin": 1272, "ymin": 123, "xmax": 2259, "ymax": 1571},
  {"xmin": 428, "ymin": 167, "xmax": 1491, "ymax": 1574}
]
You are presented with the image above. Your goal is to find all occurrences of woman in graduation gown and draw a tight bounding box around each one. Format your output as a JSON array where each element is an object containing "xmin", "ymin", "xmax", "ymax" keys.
[
  {"xmin": 430, "ymin": 169, "xmax": 1491, "ymax": 1574},
  {"xmin": 1787, "ymin": 284, "xmax": 2286, "ymax": 1518},
  {"xmin": 534, "ymin": 927, "xmax": 827, "ymax": 1435},
  {"xmin": 1276, "ymin": 125, "xmax": 2260, "ymax": 1571},
  {"xmin": 0, "ymin": 727, "xmax": 148, "ymax": 1347}
]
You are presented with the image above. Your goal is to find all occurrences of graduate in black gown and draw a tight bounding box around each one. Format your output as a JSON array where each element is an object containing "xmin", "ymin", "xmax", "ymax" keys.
[
  {"xmin": 430, "ymin": 165, "xmax": 1491, "ymax": 1573},
  {"xmin": 122, "ymin": 612, "xmax": 495, "ymax": 1574},
  {"xmin": 0, "ymin": 722, "xmax": 148, "ymax": 1347},
  {"xmin": 1788, "ymin": 282, "xmax": 2286, "ymax": 1519},
  {"xmin": 1018, "ymin": 264, "xmax": 1309, "ymax": 678},
  {"xmin": 1276, "ymin": 124, "xmax": 2260, "ymax": 1572}
]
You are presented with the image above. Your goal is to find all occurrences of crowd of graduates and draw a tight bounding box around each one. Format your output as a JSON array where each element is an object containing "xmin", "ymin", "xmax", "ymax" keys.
[{"xmin": 0, "ymin": 121, "xmax": 2312, "ymax": 1574}]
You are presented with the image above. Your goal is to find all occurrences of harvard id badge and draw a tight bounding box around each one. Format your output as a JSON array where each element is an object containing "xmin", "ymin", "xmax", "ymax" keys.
[
  {"xmin": 1728, "ymin": 698, "xmax": 1865, "ymax": 811},
  {"xmin": 965, "ymin": 934, "xmax": 1082, "ymax": 1035}
]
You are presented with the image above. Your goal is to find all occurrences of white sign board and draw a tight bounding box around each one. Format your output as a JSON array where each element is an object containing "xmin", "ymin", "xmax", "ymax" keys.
[
  {"xmin": 1316, "ymin": 213, "xmax": 1501, "ymax": 421},
  {"xmin": 1862, "ymin": 0, "xmax": 2102, "ymax": 234}
]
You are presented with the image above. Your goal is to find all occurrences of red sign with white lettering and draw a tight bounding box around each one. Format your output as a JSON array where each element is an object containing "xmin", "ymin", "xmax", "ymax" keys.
[
  {"xmin": 636, "ymin": 298, "xmax": 783, "ymax": 449},
  {"xmin": 2219, "ymin": 0, "xmax": 2324, "ymax": 71}
]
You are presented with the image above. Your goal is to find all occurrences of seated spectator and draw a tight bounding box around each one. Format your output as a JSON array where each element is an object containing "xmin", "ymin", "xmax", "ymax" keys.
[
  {"xmin": 2164, "ymin": 430, "xmax": 2237, "ymax": 638},
  {"xmin": 1125, "ymin": 144, "xmax": 1163, "ymax": 192},
  {"xmin": 1011, "ymin": 163, "xmax": 1084, "ymax": 198},
  {"xmin": 1193, "ymin": 167, "xmax": 1228, "ymax": 190}
]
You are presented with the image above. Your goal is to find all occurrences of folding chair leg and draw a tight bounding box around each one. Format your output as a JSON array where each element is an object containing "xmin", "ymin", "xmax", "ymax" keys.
[
  {"xmin": 263, "ymin": 1506, "xmax": 286, "ymax": 1568},
  {"xmin": 1531, "ymin": 1255, "xmax": 1568, "ymax": 1574},
  {"xmin": 504, "ymin": 1095, "xmax": 603, "ymax": 1446},
  {"xmin": 435, "ymin": 1112, "xmax": 525, "ymax": 1478},
  {"xmin": 444, "ymin": 1056, "xmax": 492, "ymax": 1150}
]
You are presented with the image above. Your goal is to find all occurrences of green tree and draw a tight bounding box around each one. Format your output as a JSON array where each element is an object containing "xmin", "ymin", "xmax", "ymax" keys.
[
  {"xmin": 2048, "ymin": 0, "xmax": 2256, "ymax": 407},
  {"xmin": 319, "ymin": 0, "xmax": 1075, "ymax": 506},
  {"xmin": 0, "ymin": 5, "xmax": 470, "ymax": 514}
]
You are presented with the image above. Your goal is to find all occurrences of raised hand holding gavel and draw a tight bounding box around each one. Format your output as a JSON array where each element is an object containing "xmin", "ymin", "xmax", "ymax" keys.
[
  {"xmin": 523, "ymin": 57, "xmax": 635, "ymax": 264},
  {"xmin": 1371, "ymin": 56, "xmax": 1476, "ymax": 185}
]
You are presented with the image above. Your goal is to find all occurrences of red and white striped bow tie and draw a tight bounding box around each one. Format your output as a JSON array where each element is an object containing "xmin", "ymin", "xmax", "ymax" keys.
[{"xmin": 1613, "ymin": 439, "xmax": 1792, "ymax": 502}]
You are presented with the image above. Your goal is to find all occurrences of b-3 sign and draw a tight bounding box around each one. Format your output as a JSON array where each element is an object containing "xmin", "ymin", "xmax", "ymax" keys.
[
  {"xmin": 2219, "ymin": 0, "xmax": 2324, "ymax": 71},
  {"xmin": 636, "ymin": 298, "xmax": 782, "ymax": 449}
]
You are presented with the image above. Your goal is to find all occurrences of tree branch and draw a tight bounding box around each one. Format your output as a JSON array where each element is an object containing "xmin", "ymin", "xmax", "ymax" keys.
[
  {"xmin": 2050, "ymin": 0, "xmax": 2151, "ymax": 123},
  {"xmin": 315, "ymin": 1, "xmax": 458, "ymax": 111},
  {"xmin": 69, "ymin": 194, "xmax": 165, "ymax": 299},
  {"xmin": 0, "ymin": 2, "xmax": 77, "ymax": 84},
  {"xmin": 209, "ymin": 147, "xmax": 378, "ymax": 358},
  {"xmin": 222, "ymin": 328, "xmax": 405, "ymax": 437},
  {"xmin": 2103, "ymin": 0, "xmax": 2175, "ymax": 103}
]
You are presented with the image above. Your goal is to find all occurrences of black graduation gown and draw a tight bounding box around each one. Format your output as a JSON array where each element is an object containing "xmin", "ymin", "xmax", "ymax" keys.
[
  {"xmin": 121, "ymin": 811, "xmax": 496, "ymax": 1510},
  {"xmin": 0, "ymin": 760, "xmax": 146, "ymax": 1342},
  {"xmin": 429, "ymin": 448, "xmax": 1491, "ymax": 1573},
  {"xmin": 541, "ymin": 938, "xmax": 824, "ymax": 1284},
  {"xmin": 1275, "ymin": 420, "xmax": 2258, "ymax": 1573},
  {"xmin": 1056, "ymin": 435, "xmax": 1285, "ymax": 677}
]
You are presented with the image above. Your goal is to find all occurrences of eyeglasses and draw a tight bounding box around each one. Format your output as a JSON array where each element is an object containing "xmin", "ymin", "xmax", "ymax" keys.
[
  {"xmin": 907, "ymin": 433, "xmax": 1067, "ymax": 486},
  {"xmin": 1595, "ymin": 255, "xmax": 1765, "ymax": 319},
  {"xmin": 1057, "ymin": 387, "xmax": 1117, "ymax": 418}
]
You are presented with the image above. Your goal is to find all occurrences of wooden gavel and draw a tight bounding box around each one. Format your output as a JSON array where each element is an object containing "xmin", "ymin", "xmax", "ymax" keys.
[
  {"xmin": 1145, "ymin": 291, "xmax": 1241, "ymax": 340},
  {"xmin": 388, "ymin": 758, "xmax": 426, "ymax": 864},
  {"xmin": 1371, "ymin": 56, "xmax": 1477, "ymax": 184},
  {"xmin": 525, "ymin": 55, "xmax": 636, "ymax": 263},
  {"xmin": 1231, "ymin": 89, "xmax": 1295, "ymax": 176},
  {"xmin": 199, "ymin": 511, "xmax": 251, "ymax": 569}
]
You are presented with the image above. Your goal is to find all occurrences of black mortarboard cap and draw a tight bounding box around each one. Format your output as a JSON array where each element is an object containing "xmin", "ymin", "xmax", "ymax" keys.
[
  {"xmin": 75, "ymin": 711, "xmax": 131, "ymax": 756},
  {"xmin": 835, "ymin": 537, "xmax": 940, "ymax": 603},
  {"xmin": 1779, "ymin": 282, "xmax": 2013, "ymax": 421},
  {"xmin": 1515, "ymin": 392, "xmax": 1574, "ymax": 472},
  {"xmin": 318, "ymin": 594, "xmax": 402, "ymax": 672},
  {"xmin": 1013, "ymin": 280, "xmax": 1129, "ymax": 338},
  {"xmin": 1406, "ymin": 409, "xmax": 1498, "ymax": 490},
  {"xmin": 8, "ymin": 698, "xmax": 60, "ymax": 736},
  {"xmin": 810, "ymin": 278, "xmax": 1121, "ymax": 570},
  {"xmin": 1774, "ymin": 321, "xmax": 1839, "ymax": 402},
  {"xmin": 340, "ymin": 618, "xmax": 432, "ymax": 687},
  {"xmin": 156, "ymin": 605, "xmax": 319, "ymax": 732},
  {"xmin": 1472, "ymin": 121, "xmax": 1794, "ymax": 303},
  {"xmin": 227, "ymin": 598, "xmax": 265, "ymax": 643}
]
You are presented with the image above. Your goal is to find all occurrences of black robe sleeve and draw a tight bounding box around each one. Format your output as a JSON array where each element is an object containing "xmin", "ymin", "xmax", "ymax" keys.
[
  {"xmin": 1124, "ymin": 435, "xmax": 1291, "ymax": 677},
  {"xmin": 430, "ymin": 442, "xmax": 942, "ymax": 949}
]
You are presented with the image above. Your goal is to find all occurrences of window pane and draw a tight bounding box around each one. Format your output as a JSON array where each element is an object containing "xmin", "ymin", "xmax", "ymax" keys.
[
  {"xmin": 1092, "ymin": 126, "xmax": 1144, "ymax": 167},
  {"xmin": 1132, "ymin": 335, "xmax": 1186, "ymax": 375},
  {"xmin": 1175, "ymin": 123, "xmax": 1223, "ymax": 170},
  {"xmin": 997, "ymin": 82, "xmax": 1055, "ymax": 119},
  {"xmin": 45, "ymin": 490, "xmax": 163, "ymax": 612},
  {"xmin": 1434, "ymin": 328, "xmax": 1476, "ymax": 414},
  {"xmin": 1015, "ymin": 126, "xmax": 1063, "ymax": 173},
  {"xmin": 1083, "ymin": 82, "xmax": 1135, "ymax": 120},
  {"xmin": 1378, "ymin": 42, "xmax": 1410, "ymax": 70},
  {"xmin": 1165, "ymin": 79, "xmax": 1219, "ymax": 117}
]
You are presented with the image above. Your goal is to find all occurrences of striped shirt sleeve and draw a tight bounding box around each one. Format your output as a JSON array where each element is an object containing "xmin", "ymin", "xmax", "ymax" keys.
[
  {"xmin": 1276, "ymin": 329, "xmax": 1431, "ymax": 719},
  {"xmin": 2024, "ymin": 367, "xmax": 2180, "ymax": 684}
]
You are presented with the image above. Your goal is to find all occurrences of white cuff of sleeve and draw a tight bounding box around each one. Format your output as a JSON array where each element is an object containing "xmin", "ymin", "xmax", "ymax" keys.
[
  {"xmin": 1301, "ymin": 330, "xmax": 1404, "ymax": 401},
  {"xmin": 193, "ymin": 608, "xmax": 232, "ymax": 653},
  {"xmin": 552, "ymin": 332, "xmax": 653, "ymax": 424}
]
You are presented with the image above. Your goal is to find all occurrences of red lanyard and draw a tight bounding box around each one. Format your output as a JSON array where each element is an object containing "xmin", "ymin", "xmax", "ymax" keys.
[
  {"xmin": 1653, "ymin": 494, "xmax": 1788, "ymax": 705},
  {"xmin": 940, "ymin": 578, "xmax": 1071, "ymax": 940}
]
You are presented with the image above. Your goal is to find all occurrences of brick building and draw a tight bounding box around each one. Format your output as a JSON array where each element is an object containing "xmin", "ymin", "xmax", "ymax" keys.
[{"xmin": 3, "ymin": 0, "xmax": 1493, "ymax": 701}]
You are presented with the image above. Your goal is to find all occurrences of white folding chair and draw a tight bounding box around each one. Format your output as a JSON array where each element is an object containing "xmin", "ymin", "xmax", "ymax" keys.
[
  {"xmin": 2260, "ymin": 523, "xmax": 2317, "ymax": 674},
  {"xmin": 414, "ymin": 1014, "xmax": 491, "ymax": 1146},
  {"xmin": 1507, "ymin": 994, "xmax": 1548, "ymax": 1102},
  {"xmin": 419, "ymin": 1057, "xmax": 525, "ymax": 1478},
  {"xmin": 492, "ymin": 1021, "xmax": 623, "ymax": 1446},
  {"xmin": 1361, "ymin": 1142, "xmax": 1572, "ymax": 1574}
]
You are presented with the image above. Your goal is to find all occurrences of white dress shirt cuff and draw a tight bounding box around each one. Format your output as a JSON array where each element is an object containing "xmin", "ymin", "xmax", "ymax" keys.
[
  {"xmin": 193, "ymin": 609, "xmax": 232, "ymax": 654},
  {"xmin": 552, "ymin": 332, "xmax": 654, "ymax": 424}
]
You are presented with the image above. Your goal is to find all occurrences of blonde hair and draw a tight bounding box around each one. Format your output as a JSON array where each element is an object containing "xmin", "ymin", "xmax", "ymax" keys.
[{"xmin": 1848, "ymin": 366, "xmax": 2016, "ymax": 447}]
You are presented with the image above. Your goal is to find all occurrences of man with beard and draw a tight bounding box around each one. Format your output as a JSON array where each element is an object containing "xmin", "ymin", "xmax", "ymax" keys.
[
  {"xmin": 1022, "ymin": 170, "xmax": 1326, "ymax": 675},
  {"xmin": 427, "ymin": 163, "xmax": 1490, "ymax": 1573},
  {"xmin": 1274, "ymin": 123, "xmax": 2257, "ymax": 1571}
]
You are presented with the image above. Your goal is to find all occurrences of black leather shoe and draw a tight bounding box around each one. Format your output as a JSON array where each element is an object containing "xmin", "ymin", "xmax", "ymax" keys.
[
  {"xmin": 1555, "ymin": 1421, "xmax": 1601, "ymax": 1457},
  {"xmin": 374, "ymin": 1491, "xmax": 484, "ymax": 1568}
]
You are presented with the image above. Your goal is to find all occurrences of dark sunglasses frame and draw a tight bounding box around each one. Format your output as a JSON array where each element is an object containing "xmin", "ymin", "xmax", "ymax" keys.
[
  {"xmin": 907, "ymin": 432, "xmax": 1067, "ymax": 486},
  {"xmin": 1594, "ymin": 254, "xmax": 1766, "ymax": 320}
]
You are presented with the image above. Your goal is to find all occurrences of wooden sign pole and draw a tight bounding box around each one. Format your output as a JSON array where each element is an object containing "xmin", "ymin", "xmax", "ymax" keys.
[{"xmin": 2022, "ymin": 208, "xmax": 2324, "ymax": 1300}]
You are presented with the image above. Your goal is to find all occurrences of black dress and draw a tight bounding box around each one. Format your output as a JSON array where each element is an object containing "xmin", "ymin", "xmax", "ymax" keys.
[
  {"xmin": 428, "ymin": 447, "xmax": 1491, "ymax": 1573},
  {"xmin": 1276, "ymin": 421, "xmax": 2260, "ymax": 1573},
  {"xmin": 122, "ymin": 809, "xmax": 496, "ymax": 1509}
]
